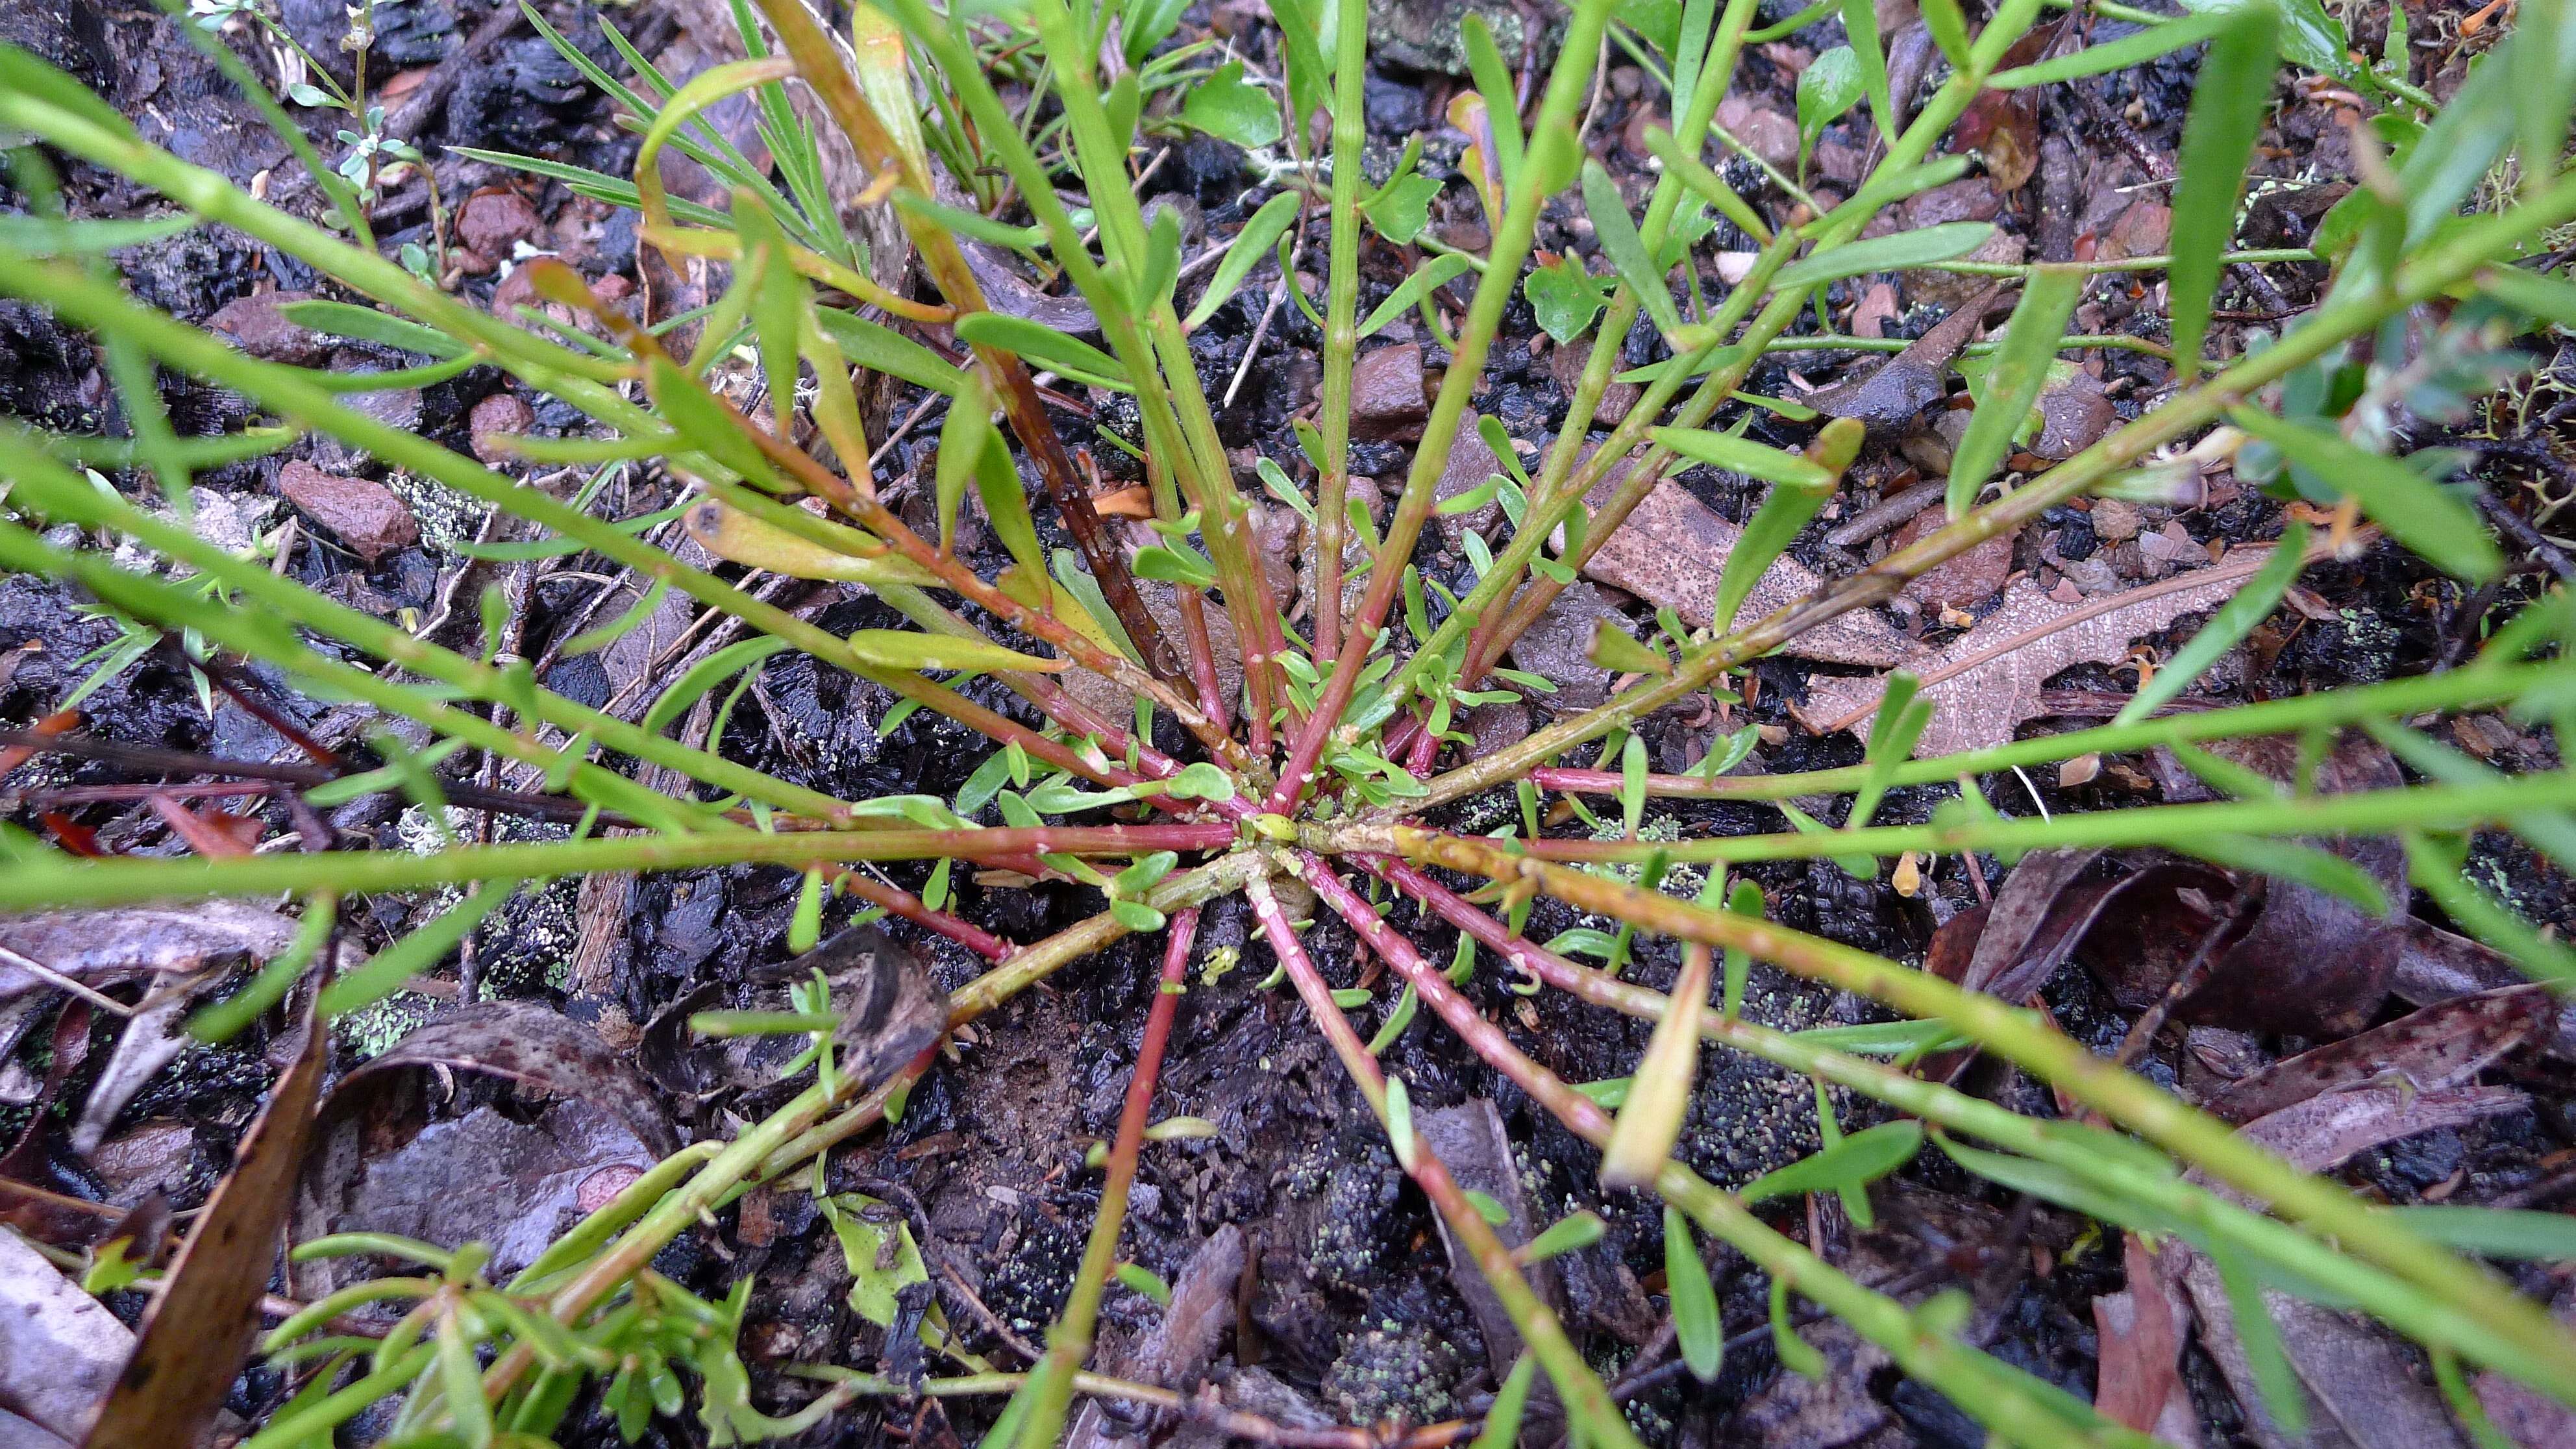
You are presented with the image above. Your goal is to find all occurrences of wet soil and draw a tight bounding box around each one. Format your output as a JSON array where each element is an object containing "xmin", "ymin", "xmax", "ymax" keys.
[{"xmin": 5, "ymin": 0, "xmax": 2575, "ymax": 1444}]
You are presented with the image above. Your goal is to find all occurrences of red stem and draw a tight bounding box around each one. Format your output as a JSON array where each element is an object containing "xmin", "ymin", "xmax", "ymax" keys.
[
  {"xmin": 1172, "ymin": 587, "xmax": 1233, "ymax": 737},
  {"xmin": 1302, "ymin": 854, "xmax": 1612, "ymax": 1141},
  {"xmin": 832, "ymin": 869, "xmax": 1016, "ymax": 963}
]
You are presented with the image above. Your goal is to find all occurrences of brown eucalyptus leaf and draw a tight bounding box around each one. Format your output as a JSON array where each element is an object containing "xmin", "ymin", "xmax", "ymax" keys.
[
  {"xmin": 0, "ymin": 904, "xmax": 312, "ymax": 1000},
  {"xmin": 2087, "ymin": 732, "xmax": 2407, "ymax": 1036},
  {"xmin": 1574, "ymin": 463, "xmax": 1910, "ymax": 667},
  {"xmin": 2205, "ymin": 985, "xmax": 2553, "ymax": 1124},
  {"xmin": 81, "ymin": 1003, "xmax": 324, "ymax": 1449},
  {"xmin": 1796, "ymin": 551, "xmax": 2275, "ymax": 755},
  {"xmin": 2394, "ymin": 918, "xmax": 2576, "ymax": 1061},
  {"xmin": 2238, "ymin": 1083, "xmax": 2527, "ymax": 1176},
  {"xmin": 2182, "ymin": 1257, "xmax": 2468, "ymax": 1449},
  {"xmin": 349, "ymin": 1000, "xmax": 681, "ymax": 1158},
  {"xmin": 2092, "ymin": 1234, "xmax": 2197, "ymax": 1446}
]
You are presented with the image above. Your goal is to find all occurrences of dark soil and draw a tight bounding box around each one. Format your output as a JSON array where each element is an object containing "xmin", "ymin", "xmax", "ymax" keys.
[{"xmin": 5, "ymin": 0, "xmax": 2575, "ymax": 1444}]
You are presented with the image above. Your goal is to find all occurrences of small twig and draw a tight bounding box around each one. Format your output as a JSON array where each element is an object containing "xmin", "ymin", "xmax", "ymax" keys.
[{"xmin": 0, "ymin": 943, "xmax": 136, "ymax": 1016}]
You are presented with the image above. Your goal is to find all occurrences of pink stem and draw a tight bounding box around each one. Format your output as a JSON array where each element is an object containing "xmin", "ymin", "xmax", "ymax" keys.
[{"xmin": 832, "ymin": 869, "xmax": 1016, "ymax": 963}]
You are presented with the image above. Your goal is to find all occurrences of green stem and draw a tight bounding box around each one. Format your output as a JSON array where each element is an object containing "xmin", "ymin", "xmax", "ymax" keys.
[
  {"xmin": 1314, "ymin": 0, "xmax": 1370, "ymax": 664},
  {"xmin": 1528, "ymin": 658, "xmax": 2564, "ymax": 802},
  {"xmin": 1268, "ymin": 0, "xmax": 1622, "ymax": 811},
  {"xmin": 1405, "ymin": 164, "xmax": 2576, "ymax": 813},
  {"xmin": 1248, "ymin": 867, "xmax": 1644, "ymax": 1449},
  {"xmin": 1494, "ymin": 770, "xmax": 2576, "ymax": 867},
  {"xmin": 1376, "ymin": 830, "xmax": 2576, "ymax": 1396},
  {"xmin": 0, "ymin": 825, "xmax": 1239, "ymax": 908}
]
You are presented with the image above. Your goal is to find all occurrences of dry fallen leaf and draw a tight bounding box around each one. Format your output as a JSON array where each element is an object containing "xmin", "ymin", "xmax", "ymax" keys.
[
  {"xmin": 81, "ymin": 1000, "xmax": 325, "ymax": 1449},
  {"xmin": 2205, "ymin": 984, "xmax": 2553, "ymax": 1124},
  {"xmin": 1576, "ymin": 461, "xmax": 1911, "ymax": 667},
  {"xmin": 1796, "ymin": 548, "xmax": 2279, "ymax": 755},
  {"xmin": 2092, "ymin": 1234, "xmax": 2198, "ymax": 1446},
  {"xmin": 0, "ymin": 1228, "xmax": 132, "ymax": 1444}
]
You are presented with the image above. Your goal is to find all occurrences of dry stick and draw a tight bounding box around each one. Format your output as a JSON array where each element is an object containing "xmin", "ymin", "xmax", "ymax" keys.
[
  {"xmin": 1269, "ymin": 0, "xmax": 1622, "ymax": 813},
  {"xmin": 0, "ymin": 733, "xmax": 608, "ymax": 827},
  {"xmin": 1246, "ymin": 867, "xmax": 1646, "ymax": 1449},
  {"xmin": 1363, "ymin": 832, "xmax": 2576, "ymax": 1393},
  {"xmin": 1014, "ymin": 910, "xmax": 1200, "ymax": 1449},
  {"xmin": 1321, "ymin": 858, "xmax": 2149, "ymax": 1448},
  {"xmin": 1402, "ymin": 164, "xmax": 2576, "ymax": 816},
  {"xmin": 745, "ymin": 0, "xmax": 1176, "ymax": 681}
]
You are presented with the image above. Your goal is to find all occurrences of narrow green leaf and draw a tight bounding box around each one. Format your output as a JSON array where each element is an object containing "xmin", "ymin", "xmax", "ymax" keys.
[
  {"xmin": 1463, "ymin": 14, "xmax": 1524, "ymax": 195},
  {"xmin": 954, "ymin": 313, "xmax": 1130, "ymax": 390},
  {"xmin": 2212, "ymin": 1243, "xmax": 2309, "ymax": 1436},
  {"xmin": 1522, "ymin": 1211, "xmax": 1608, "ymax": 1263},
  {"xmin": 1649, "ymin": 426, "xmax": 1834, "ymax": 488},
  {"xmin": 2116, "ymin": 525, "xmax": 2309, "ymax": 724},
  {"xmin": 2481, "ymin": 264, "xmax": 2576, "ymax": 332},
  {"xmin": 1839, "ymin": 0, "xmax": 1893, "ymax": 141},
  {"xmin": 1739, "ymin": 1121, "xmax": 1925, "ymax": 1206},
  {"xmin": 1385, "ymin": 1074, "xmax": 1417, "ymax": 1169},
  {"xmin": 1583, "ymin": 160, "xmax": 1685, "ymax": 336},
  {"xmin": 273, "ymin": 299, "xmax": 469, "ymax": 359},
  {"xmin": 1587, "ymin": 620, "xmax": 1674, "ymax": 676},
  {"xmin": 1722, "ymin": 878, "xmax": 1761, "ymax": 1019},
  {"xmin": 1114, "ymin": 1263, "xmax": 1171, "ymax": 1306},
  {"xmin": 2388, "ymin": 1206, "xmax": 2576, "ymax": 1261},
  {"xmin": 1989, "ymin": 7, "xmax": 2233, "ymax": 87},
  {"xmin": 937, "ymin": 369, "xmax": 996, "ymax": 554},
  {"xmin": 1620, "ymin": 732, "xmax": 1650, "ymax": 839},
  {"xmin": 1946, "ymin": 264, "xmax": 2084, "ymax": 516},
  {"xmin": 1359, "ymin": 254, "xmax": 1475, "ymax": 338},
  {"xmin": 812, "ymin": 306, "xmax": 970, "ymax": 396},
  {"xmin": 317, "ymin": 886, "xmax": 514, "ymax": 1017},
  {"xmin": 1664, "ymin": 1206, "xmax": 1726, "ymax": 1382},
  {"xmin": 847, "ymin": 628, "xmax": 1065, "ymax": 674},
  {"xmin": 2229, "ymin": 408, "xmax": 2502, "ymax": 582},
  {"xmin": 892, "ymin": 188, "xmax": 1044, "ymax": 250},
  {"xmin": 1768, "ymin": 223, "xmax": 1996, "ymax": 291},
  {"xmin": 2168, "ymin": 1, "xmax": 2279, "ymax": 380},
  {"xmin": 1770, "ymin": 1276, "xmax": 1825, "ymax": 1378},
  {"xmin": 1185, "ymin": 192, "xmax": 1302, "ymax": 329},
  {"xmin": 2174, "ymin": 832, "xmax": 2390, "ymax": 915},
  {"xmin": 1919, "ymin": 0, "xmax": 1972, "ymax": 69},
  {"xmin": 1472, "ymin": 1357, "xmax": 1537, "ymax": 1449}
]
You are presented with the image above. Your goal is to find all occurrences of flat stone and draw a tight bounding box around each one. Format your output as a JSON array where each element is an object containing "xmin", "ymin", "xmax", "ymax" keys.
[
  {"xmin": 275, "ymin": 459, "xmax": 419, "ymax": 562},
  {"xmin": 2032, "ymin": 372, "xmax": 2116, "ymax": 460},
  {"xmin": 469, "ymin": 392, "xmax": 536, "ymax": 465},
  {"xmin": 206, "ymin": 290, "xmax": 330, "ymax": 364},
  {"xmin": 1432, "ymin": 423, "xmax": 1504, "ymax": 547},
  {"xmin": 1349, "ymin": 343, "xmax": 1427, "ymax": 442},
  {"xmin": 457, "ymin": 187, "xmax": 544, "ymax": 262},
  {"xmin": 1505, "ymin": 581, "xmax": 1625, "ymax": 710},
  {"xmin": 1892, "ymin": 508, "xmax": 2016, "ymax": 612}
]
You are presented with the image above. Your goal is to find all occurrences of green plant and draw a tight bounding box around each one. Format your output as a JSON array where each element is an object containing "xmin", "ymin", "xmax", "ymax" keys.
[{"xmin": 5, "ymin": 0, "xmax": 2576, "ymax": 1443}]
